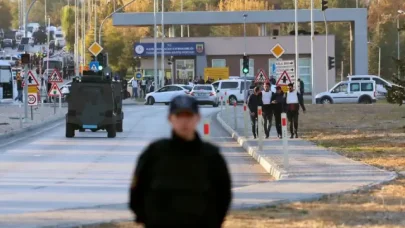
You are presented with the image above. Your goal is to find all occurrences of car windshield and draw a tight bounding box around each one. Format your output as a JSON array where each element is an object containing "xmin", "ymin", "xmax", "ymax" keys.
[
  {"xmin": 181, "ymin": 85, "xmax": 192, "ymax": 91},
  {"xmin": 193, "ymin": 86, "xmax": 212, "ymax": 91}
]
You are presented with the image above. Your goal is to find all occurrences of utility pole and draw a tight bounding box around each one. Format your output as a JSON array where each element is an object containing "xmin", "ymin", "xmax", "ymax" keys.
[
  {"xmin": 323, "ymin": 12, "xmax": 329, "ymax": 90},
  {"xmin": 153, "ymin": 0, "xmax": 158, "ymax": 88},
  {"xmin": 310, "ymin": 0, "xmax": 315, "ymax": 104},
  {"xmin": 243, "ymin": 14, "xmax": 247, "ymax": 101},
  {"xmin": 294, "ymin": 0, "xmax": 299, "ymax": 87},
  {"xmin": 44, "ymin": 0, "xmax": 47, "ymax": 27},
  {"xmin": 161, "ymin": 0, "xmax": 165, "ymax": 89},
  {"xmin": 181, "ymin": 0, "xmax": 184, "ymax": 37}
]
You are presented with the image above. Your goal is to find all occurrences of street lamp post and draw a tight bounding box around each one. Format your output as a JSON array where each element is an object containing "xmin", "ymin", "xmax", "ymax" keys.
[
  {"xmin": 294, "ymin": 0, "xmax": 299, "ymax": 87},
  {"xmin": 243, "ymin": 14, "xmax": 247, "ymax": 101},
  {"xmin": 397, "ymin": 10, "xmax": 405, "ymax": 77},
  {"xmin": 310, "ymin": 0, "xmax": 315, "ymax": 104},
  {"xmin": 153, "ymin": 0, "xmax": 158, "ymax": 89},
  {"xmin": 368, "ymin": 42, "xmax": 381, "ymax": 77},
  {"xmin": 161, "ymin": 0, "xmax": 165, "ymax": 89},
  {"xmin": 323, "ymin": 11, "xmax": 329, "ymax": 90}
]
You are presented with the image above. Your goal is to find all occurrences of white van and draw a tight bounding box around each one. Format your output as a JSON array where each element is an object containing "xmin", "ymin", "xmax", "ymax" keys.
[
  {"xmin": 347, "ymin": 75, "xmax": 394, "ymax": 98},
  {"xmin": 0, "ymin": 60, "xmax": 12, "ymax": 83},
  {"xmin": 211, "ymin": 79, "xmax": 253, "ymax": 104},
  {"xmin": 315, "ymin": 80, "xmax": 377, "ymax": 104}
]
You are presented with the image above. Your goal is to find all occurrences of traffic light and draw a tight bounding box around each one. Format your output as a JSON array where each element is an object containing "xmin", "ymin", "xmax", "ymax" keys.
[
  {"xmin": 242, "ymin": 55, "xmax": 249, "ymax": 74},
  {"xmin": 321, "ymin": 0, "xmax": 328, "ymax": 11},
  {"xmin": 96, "ymin": 53, "xmax": 106, "ymax": 71},
  {"xmin": 328, "ymin": 56, "xmax": 335, "ymax": 70}
]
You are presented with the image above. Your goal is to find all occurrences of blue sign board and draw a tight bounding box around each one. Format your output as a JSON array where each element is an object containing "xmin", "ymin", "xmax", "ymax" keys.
[
  {"xmin": 89, "ymin": 61, "xmax": 100, "ymax": 72},
  {"xmin": 136, "ymin": 72, "xmax": 142, "ymax": 79},
  {"xmin": 134, "ymin": 42, "xmax": 205, "ymax": 57},
  {"xmin": 272, "ymin": 63, "xmax": 276, "ymax": 75}
]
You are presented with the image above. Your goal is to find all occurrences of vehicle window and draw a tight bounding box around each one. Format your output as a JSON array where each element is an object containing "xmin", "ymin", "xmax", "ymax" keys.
[
  {"xmin": 212, "ymin": 82, "xmax": 219, "ymax": 90},
  {"xmin": 332, "ymin": 83, "xmax": 348, "ymax": 93},
  {"xmin": 221, "ymin": 81, "xmax": 238, "ymax": 89},
  {"xmin": 168, "ymin": 86, "xmax": 183, "ymax": 91},
  {"xmin": 158, "ymin": 87, "xmax": 169, "ymax": 92},
  {"xmin": 194, "ymin": 86, "xmax": 212, "ymax": 91},
  {"xmin": 361, "ymin": 83, "xmax": 373, "ymax": 91},
  {"xmin": 373, "ymin": 78, "xmax": 386, "ymax": 86},
  {"xmin": 240, "ymin": 81, "xmax": 252, "ymax": 90},
  {"xmin": 350, "ymin": 83, "xmax": 360, "ymax": 92},
  {"xmin": 351, "ymin": 77, "xmax": 368, "ymax": 81},
  {"xmin": 181, "ymin": 85, "xmax": 192, "ymax": 91}
]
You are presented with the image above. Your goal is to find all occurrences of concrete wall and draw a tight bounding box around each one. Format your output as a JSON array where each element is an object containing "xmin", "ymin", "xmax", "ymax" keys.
[{"xmin": 140, "ymin": 35, "xmax": 335, "ymax": 95}]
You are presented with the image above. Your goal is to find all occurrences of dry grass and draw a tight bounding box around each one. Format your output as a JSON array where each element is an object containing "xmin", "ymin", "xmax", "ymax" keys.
[{"xmin": 85, "ymin": 104, "xmax": 405, "ymax": 228}]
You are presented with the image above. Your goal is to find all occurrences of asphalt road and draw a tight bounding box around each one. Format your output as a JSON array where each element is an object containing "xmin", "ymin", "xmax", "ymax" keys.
[{"xmin": 0, "ymin": 105, "xmax": 270, "ymax": 216}]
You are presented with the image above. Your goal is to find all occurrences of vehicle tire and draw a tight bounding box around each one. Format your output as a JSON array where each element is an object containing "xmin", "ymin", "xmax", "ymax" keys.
[
  {"xmin": 320, "ymin": 97, "xmax": 332, "ymax": 104},
  {"xmin": 359, "ymin": 96, "xmax": 371, "ymax": 104},
  {"xmin": 91, "ymin": 129, "xmax": 98, "ymax": 132},
  {"xmin": 79, "ymin": 128, "xmax": 85, "ymax": 132},
  {"xmin": 107, "ymin": 124, "xmax": 117, "ymax": 138},
  {"xmin": 116, "ymin": 122, "xmax": 123, "ymax": 132},
  {"xmin": 148, "ymin": 97, "xmax": 155, "ymax": 105},
  {"xmin": 65, "ymin": 123, "xmax": 75, "ymax": 138},
  {"xmin": 228, "ymin": 95, "xmax": 237, "ymax": 105}
]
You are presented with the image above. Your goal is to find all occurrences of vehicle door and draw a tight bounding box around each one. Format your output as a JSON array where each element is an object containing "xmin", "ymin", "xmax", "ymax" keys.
[
  {"xmin": 329, "ymin": 82, "xmax": 349, "ymax": 103},
  {"xmin": 160, "ymin": 85, "xmax": 182, "ymax": 102},
  {"xmin": 169, "ymin": 85, "xmax": 188, "ymax": 100},
  {"xmin": 360, "ymin": 82, "xmax": 375, "ymax": 99},
  {"xmin": 348, "ymin": 82, "xmax": 361, "ymax": 103},
  {"xmin": 153, "ymin": 86, "xmax": 169, "ymax": 102},
  {"xmin": 372, "ymin": 77, "xmax": 388, "ymax": 97},
  {"xmin": 218, "ymin": 81, "xmax": 239, "ymax": 99}
]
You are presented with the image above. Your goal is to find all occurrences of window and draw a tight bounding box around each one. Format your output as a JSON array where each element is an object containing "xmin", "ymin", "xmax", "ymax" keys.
[
  {"xmin": 212, "ymin": 59, "xmax": 226, "ymax": 68},
  {"xmin": 176, "ymin": 59, "xmax": 195, "ymax": 80},
  {"xmin": 194, "ymin": 85, "xmax": 212, "ymax": 91},
  {"xmin": 221, "ymin": 81, "xmax": 238, "ymax": 89},
  {"xmin": 168, "ymin": 86, "xmax": 182, "ymax": 91},
  {"xmin": 361, "ymin": 83, "xmax": 373, "ymax": 91},
  {"xmin": 212, "ymin": 82, "xmax": 219, "ymax": 90},
  {"xmin": 299, "ymin": 58, "xmax": 311, "ymax": 93},
  {"xmin": 158, "ymin": 87, "xmax": 169, "ymax": 92},
  {"xmin": 351, "ymin": 77, "xmax": 368, "ymax": 81},
  {"xmin": 144, "ymin": 69, "xmax": 154, "ymax": 77},
  {"xmin": 373, "ymin": 78, "xmax": 386, "ymax": 86},
  {"xmin": 180, "ymin": 85, "xmax": 193, "ymax": 91},
  {"xmin": 240, "ymin": 58, "xmax": 254, "ymax": 77},
  {"xmin": 350, "ymin": 83, "xmax": 360, "ymax": 92},
  {"xmin": 332, "ymin": 83, "xmax": 348, "ymax": 93}
]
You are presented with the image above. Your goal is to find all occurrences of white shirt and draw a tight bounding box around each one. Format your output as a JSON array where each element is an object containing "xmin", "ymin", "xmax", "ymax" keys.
[
  {"xmin": 286, "ymin": 90, "xmax": 299, "ymax": 104},
  {"xmin": 261, "ymin": 90, "xmax": 272, "ymax": 105},
  {"xmin": 132, "ymin": 80, "xmax": 138, "ymax": 88},
  {"xmin": 141, "ymin": 80, "xmax": 146, "ymax": 86},
  {"xmin": 188, "ymin": 82, "xmax": 194, "ymax": 86}
]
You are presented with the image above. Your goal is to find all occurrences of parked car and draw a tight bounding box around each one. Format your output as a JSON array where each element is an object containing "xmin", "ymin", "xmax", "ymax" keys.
[
  {"xmin": 145, "ymin": 84, "xmax": 192, "ymax": 105},
  {"xmin": 190, "ymin": 84, "xmax": 219, "ymax": 107},
  {"xmin": 2, "ymin": 39, "xmax": 14, "ymax": 48},
  {"xmin": 315, "ymin": 80, "xmax": 377, "ymax": 104},
  {"xmin": 211, "ymin": 78, "xmax": 252, "ymax": 104},
  {"xmin": 347, "ymin": 75, "xmax": 396, "ymax": 98}
]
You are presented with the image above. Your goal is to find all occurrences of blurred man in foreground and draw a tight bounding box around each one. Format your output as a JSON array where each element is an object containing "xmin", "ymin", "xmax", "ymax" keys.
[{"xmin": 129, "ymin": 95, "xmax": 232, "ymax": 228}]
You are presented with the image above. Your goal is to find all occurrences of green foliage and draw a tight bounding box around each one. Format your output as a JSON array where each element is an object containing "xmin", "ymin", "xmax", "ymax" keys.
[
  {"xmin": 0, "ymin": 2, "xmax": 13, "ymax": 29},
  {"xmin": 61, "ymin": 6, "xmax": 75, "ymax": 51},
  {"xmin": 386, "ymin": 58, "xmax": 405, "ymax": 106}
]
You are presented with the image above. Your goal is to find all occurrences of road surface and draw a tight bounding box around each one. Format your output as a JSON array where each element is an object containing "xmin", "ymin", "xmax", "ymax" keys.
[{"xmin": 0, "ymin": 105, "xmax": 270, "ymax": 222}]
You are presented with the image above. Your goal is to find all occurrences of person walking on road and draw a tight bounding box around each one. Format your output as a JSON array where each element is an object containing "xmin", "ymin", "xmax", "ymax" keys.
[
  {"xmin": 271, "ymin": 86, "xmax": 285, "ymax": 139},
  {"xmin": 261, "ymin": 82, "xmax": 273, "ymax": 138},
  {"xmin": 297, "ymin": 78, "xmax": 304, "ymax": 95},
  {"xmin": 248, "ymin": 86, "xmax": 262, "ymax": 139},
  {"xmin": 132, "ymin": 79, "xmax": 138, "ymax": 99},
  {"xmin": 285, "ymin": 83, "xmax": 306, "ymax": 138},
  {"xmin": 129, "ymin": 95, "xmax": 232, "ymax": 228}
]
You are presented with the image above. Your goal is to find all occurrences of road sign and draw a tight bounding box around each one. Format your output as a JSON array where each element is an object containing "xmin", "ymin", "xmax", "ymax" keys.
[
  {"xmin": 21, "ymin": 71, "xmax": 39, "ymax": 87},
  {"xmin": 276, "ymin": 71, "xmax": 293, "ymax": 86},
  {"xmin": 135, "ymin": 72, "xmax": 142, "ymax": 79},
  {"xmin": 254, "ymin": 69, "xmax": 270, "ymax": 83},
  {"xmin": 271, "ymin": 43, "xmax": 285, "ymax": 59},
  {"xmin": 49, "ymin": 69, "xmax": 63, "ymax": 83},
  {"xmin": 90, "ymin": 61, "xmax": 100, "ymax": 72},
  {"xmin": 275, "ymin": 60, "xmax": 295, "ymax": 80},
  {"xmin": 28, "ymin": 86, "xmax": 38, "ymax": 93},
  {"xmin": 88, "ymin": 42, "xmax": 103, "ymax": 56},
  {"xmin": 28, "ymin": 93, "xmax": 38, "ymax": 106},
  {"xmin": 48, "ymin": 83, "xmax": 62, "ymax": 97}
]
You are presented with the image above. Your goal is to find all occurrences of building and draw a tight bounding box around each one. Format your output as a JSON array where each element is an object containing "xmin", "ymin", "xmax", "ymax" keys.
[{"xmin": 135, "ymin": 35, "xmax": 335, "ymax": 95}]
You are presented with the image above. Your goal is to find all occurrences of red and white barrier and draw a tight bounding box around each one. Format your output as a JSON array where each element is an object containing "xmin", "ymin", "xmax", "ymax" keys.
[
  {"xmin": 203, "ymin": 120, "xmax": 210, "ymax": 139},
  {"xmin": 281, "ymin": 112, "xmax": 289, "ymax": 169},
  {"xmin": 257, "ymin": 106, "xmax": 263, "ymax": 150},
  {"xmin": 243, "ymin": 103, "xmax": 248, "ymax": 137},
  {"xmin": 233, "ymin": 102, "xmax": 237, "ymax": 129}
]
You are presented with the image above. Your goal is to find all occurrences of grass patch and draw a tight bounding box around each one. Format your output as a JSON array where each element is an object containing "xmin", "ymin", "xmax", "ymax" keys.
[{"xmin": 86, "ymin": 104, "xmax": 405, "ymax": 228}]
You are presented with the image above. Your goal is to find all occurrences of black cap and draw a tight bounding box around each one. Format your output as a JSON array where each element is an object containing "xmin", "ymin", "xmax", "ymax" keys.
[
  {"xmin": 288, "ymin": 83, "xmax": 294, "ymax": 87},
  {"xmin": 169, "ymin": 95, "xmax": 199, "ymax": 115}
]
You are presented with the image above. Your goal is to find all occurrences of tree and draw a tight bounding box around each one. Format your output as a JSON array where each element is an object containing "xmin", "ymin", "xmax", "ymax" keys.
[
  {"xmin": 61, "ymin": 6, "xmax": 75, "ymax": 51},
  {"xmin": 386, "ymin": 59, "xmax": 405, "ymax": 105},
  {"xmin": 0, "ymin": 2, "xmax": 13, "ymax": 29}
]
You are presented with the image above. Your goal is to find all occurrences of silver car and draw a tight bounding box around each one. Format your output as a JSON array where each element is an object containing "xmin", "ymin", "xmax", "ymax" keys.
[{"xmin": 190, "ymin": 84, "xmax": 219, "ymax": 107}]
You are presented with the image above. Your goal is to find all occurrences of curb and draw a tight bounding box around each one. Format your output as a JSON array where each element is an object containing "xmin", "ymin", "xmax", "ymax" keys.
[
  {"xmin": 0, "ymin": 114, "xmax": 65, "ymax": 141},
  {"xmin": 216, "ymin": 112, "xmax": 288, "ymax": 180}
]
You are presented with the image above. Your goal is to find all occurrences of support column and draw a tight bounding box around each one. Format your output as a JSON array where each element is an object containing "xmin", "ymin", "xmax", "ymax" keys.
[
  {"xmin": 169, "ymin": 25, "xmax": 176, "ymax": 37},
  {"xmin": 353, "ymin": 19, "xmax": 368, "ymax": 75},
  {"xmin": 257, "ymin": 24, "xmax": 267, "ymax": 36}
]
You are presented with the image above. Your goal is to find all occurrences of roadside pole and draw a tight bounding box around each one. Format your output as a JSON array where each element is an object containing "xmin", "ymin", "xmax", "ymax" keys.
[
  {"xmin": 23, "ymin": 64, "xmax": 28, "ymax": 122},
  {"xmin": 258, "ymin": 106, "xmax": 263, "ymax": 150},
  {"xmin": 30, "ymin": 106, "xmax": 33, "ymax": 120},
  {"xmin": 243, "ymin": 103, "xmax": 248, "ymax": 137},
  {"xmin": 59, "ymin": 93, "xmax": 62, "ymax": 110},
  {"xmin": 203, "ymin": 119, "xmax": 210, "ymax": 140},
  {"xmin": 220, "ymin": 96, "xmax": 223, "ymax": 116},
  {"xmin": 281, "ymin": 112, "xmax": 289, "ymax": 169},
  {"xmin": 233, "ymin": 102, "xmax": 237, "ymax": 129}
]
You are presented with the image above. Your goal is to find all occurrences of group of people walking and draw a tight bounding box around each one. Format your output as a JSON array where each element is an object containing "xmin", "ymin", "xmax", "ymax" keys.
[{"xmin": 247, "ymin": 81, "xmax": 306, "ymax": 139}]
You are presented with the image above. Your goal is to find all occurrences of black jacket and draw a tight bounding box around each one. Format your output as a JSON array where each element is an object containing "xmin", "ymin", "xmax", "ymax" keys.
[
  {"xmin": 247, "ymin": 93, "xmax": 263, "ymax": 115},
  {"xmin": 129, "ymin": 132, "xmax": 232, "ymax": 228},
  {"xmin": 270, "ymin": 92, "xmax": 285, "ymax": 112}
]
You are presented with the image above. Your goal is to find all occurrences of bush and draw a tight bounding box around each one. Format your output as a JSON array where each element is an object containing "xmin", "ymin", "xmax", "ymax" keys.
[{"xmin": 386, "ymin": 58, "xmax": 405, "ymax": 105}]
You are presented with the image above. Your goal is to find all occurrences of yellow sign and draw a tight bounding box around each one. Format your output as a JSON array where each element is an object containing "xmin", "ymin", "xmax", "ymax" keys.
[
  {"xmin": 204, "ymin": 67, "xmax": 229, "ymax": 81},
  {"xmin": 88, "ymin": 42, "xmax": 103, "ymax": 56},
  {"xmin": 28, "ymin": 86, "xmax": 38, "ymax": 93},
  {"xmin": 271, "ymin": 43, "xmax": 285, "ymax": 59},
  {"xmin": 280, "ymin": 85, "xmax": 289, "ymax": 93}
]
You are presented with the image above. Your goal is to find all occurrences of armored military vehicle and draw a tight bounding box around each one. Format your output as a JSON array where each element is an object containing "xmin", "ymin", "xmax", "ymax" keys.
[{"xmin": 65, "ymin": 72, "xmax": 124, "ymax": 138}]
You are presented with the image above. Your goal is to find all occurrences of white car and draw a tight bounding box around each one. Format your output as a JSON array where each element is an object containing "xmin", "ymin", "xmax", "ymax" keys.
[
  {"xmin": 145, "ymin": 84, "xmax": 192, "ymax": 105},
  {"xmin": 315, "ymin": 80, "xmax": 377, "ymax": 104},
  {"xmin": 347, "ymin": 75, "xmax": 395, "ymax": 98},
  {"xmin": 211, "ymin": 78, "xmax": 252, "ymax": 104}
]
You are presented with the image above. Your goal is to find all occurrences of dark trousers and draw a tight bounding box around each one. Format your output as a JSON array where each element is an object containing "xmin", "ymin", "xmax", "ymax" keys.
[
  {"xmin": 274, "ymin": 110, "xmax": 282, "ymax": 136},
  {"xmin": 250, "ymin": 114, "xmax": 259, "ymax": 137},
  {"xmin": 262, "ymin": 105, "xmax": 273, "ymax": 137},
  {"xmin": 287, "ymin": 110, "xmax": 299, "ymax": 135}
]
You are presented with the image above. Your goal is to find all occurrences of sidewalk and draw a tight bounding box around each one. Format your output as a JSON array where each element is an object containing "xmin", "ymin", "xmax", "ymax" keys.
[{"xmin": 218, "ymin": 106, "xmax": 397, "ymax": 206}]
